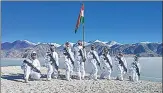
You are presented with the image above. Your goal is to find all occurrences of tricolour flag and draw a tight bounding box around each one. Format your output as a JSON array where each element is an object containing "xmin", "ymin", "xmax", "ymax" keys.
[{"xmin": 75, "ymin": 4, "xmax": 84, "ymax": 33}]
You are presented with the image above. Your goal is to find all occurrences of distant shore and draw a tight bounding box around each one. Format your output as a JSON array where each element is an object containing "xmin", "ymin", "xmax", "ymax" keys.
[{"xmin": 1, "ymin": 66, "xmax": 162, "ymax": 93}]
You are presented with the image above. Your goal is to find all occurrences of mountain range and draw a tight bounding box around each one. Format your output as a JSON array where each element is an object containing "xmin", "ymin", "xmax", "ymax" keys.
[{"xmin": 1, "ymin": 40, "xmax": 162, "ymax": 58}]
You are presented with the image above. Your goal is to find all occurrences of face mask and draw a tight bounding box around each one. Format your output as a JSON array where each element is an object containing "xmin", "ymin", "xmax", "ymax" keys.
[
  {"xmin": 91, "ymin": 47, "xmax": 94, "ymax": 50},
  {"xmin": 66, "ymin": 44, "xmax": 70, "ymax": 47},
  {"xmin": 50, "ymin": 48, "xmax": 55, "ymax": 52},
  {"xmin": 78, "ymin": 43, "xmax": 81, "ymax": 45},
  {"xmin": 135, "ymin": 57, "xmax": 138, "ymax": 61}
]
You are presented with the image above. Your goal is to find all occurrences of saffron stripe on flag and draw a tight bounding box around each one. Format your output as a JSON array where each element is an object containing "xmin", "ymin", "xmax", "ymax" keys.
[{"xmin": 74, "ymin": 4, "xmax": 84, "ymax": 33}]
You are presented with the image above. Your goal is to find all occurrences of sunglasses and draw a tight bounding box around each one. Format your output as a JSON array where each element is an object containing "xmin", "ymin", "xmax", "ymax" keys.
[{"xmin": 31, "ymin": 53, "xmax": 36, "ymax": 56}]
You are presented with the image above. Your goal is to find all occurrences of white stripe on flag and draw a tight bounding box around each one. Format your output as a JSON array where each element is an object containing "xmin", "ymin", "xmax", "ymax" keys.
[{"xmin": 81, "ymin": 10, "xmax": 84, "ymax": 17}]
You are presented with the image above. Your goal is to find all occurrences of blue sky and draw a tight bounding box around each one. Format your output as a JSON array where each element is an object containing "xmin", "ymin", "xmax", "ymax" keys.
[{"xmin": 2, "ymin": 1, "xmax": 162, "ymax": 44}]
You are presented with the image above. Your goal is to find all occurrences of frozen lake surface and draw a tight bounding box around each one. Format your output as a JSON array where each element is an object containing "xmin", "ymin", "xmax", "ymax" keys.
[{"xmin": 1, "ymin": 57, "xmax": 162, "ymax": 82}]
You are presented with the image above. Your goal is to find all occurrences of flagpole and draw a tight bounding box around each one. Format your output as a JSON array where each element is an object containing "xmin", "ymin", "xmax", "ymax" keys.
[
  {"xmin": 82, "ymin": 19, "xmax": 86, "ymax": 62},
  {"xmin": 82, "ymin": 23, "xmax": 84, "ymax": 48},
  {"xmin": 82, "ymin": 3, "xmax": 85, "ymax": 48}
]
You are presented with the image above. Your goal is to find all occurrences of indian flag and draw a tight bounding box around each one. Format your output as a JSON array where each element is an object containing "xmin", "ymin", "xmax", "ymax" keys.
[{"xmin": 75, "ymin": 4, "xmax": 84, "ymax": 33}]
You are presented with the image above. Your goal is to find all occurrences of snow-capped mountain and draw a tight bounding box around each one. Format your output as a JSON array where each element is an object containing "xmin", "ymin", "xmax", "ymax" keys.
[
  {"xmin": 106, "ymin": 41, "xmax": 121, "ymax": 47},
  {"xmin": 140, "ymin": 42, "xmax": 152, "ymax": 44},
  {"xmin": 1, "ymin": 40, "xmax": 35, "ymax": 50},
  {"xmin": 50, "ymin": 43, "xmax": 61, "ymax": 47},
  {"xmin": 1, "ymin": 40, "xmax": 162, "ymax": 58},
  {"xmin": 88, "ymin": 40, "xmax": 107, "ymax": 44},
  {"xmin": 23, "ymin": 40, "xmax": 37, "ymax": 45},
  {"xmin": 69, "ymin": 42, "xmax": 75, "ymax": 47},
  {"xmin": 88, "ymin": 40, "xmax": 121, "ymax": 47}
]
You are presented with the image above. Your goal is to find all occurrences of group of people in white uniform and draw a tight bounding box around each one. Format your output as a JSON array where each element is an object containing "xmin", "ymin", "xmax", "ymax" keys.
[{"xmin": 21, "ymin": 40, "xmax": 141, "ymax": 83}]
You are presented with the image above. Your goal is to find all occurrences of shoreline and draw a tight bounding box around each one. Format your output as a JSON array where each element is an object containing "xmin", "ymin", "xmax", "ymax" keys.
[{"xmin": 1, "ymin": 66, "xmax": 162, "ymax": 93}]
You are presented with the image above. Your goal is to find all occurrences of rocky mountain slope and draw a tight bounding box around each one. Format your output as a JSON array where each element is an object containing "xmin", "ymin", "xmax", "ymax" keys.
[{"xmin": 1, "ymin": 40, "xmax": 162, "ymax": 58}]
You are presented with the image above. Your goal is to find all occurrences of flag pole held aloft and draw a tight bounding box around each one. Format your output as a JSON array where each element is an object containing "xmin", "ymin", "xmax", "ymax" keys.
[{"xmin": 75, "ymin": 4, "xmax": 84, "ymax": 33}]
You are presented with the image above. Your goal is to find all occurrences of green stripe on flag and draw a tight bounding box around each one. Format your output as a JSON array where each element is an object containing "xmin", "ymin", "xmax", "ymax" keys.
[{"xmin": 80, "ymin": 16, "xmax": 84, "ymax": 24}]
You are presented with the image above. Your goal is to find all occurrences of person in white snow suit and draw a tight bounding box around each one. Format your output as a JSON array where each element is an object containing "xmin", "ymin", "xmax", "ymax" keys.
[
  {"xmin": 128, "ymin": 55, "xmax": 141, "ymax": 82},
  {"xmin": 87, "ymin": 45, "xmax": 100, "ymax": 80},
  {"xmin": 99, "ymin": 47, "xmax": 113, "ymax": 80},
  {"xmin": 21, "ymin": 51, "xmax": 41, "ymax": 83},
  {"xmin": 74, "ymin": 40, "xmax": 86, "ymax": 80},
  {"xmin": 44, "ymin": 44, "xmax": 59, "ymax": 81},
  {"xmin": 63, "ymin": 42, "xmax": 75, "ymax": 81},
  {"xmin": 115, "ymin": 52, "xmax": 127, "ymax": 81}
]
